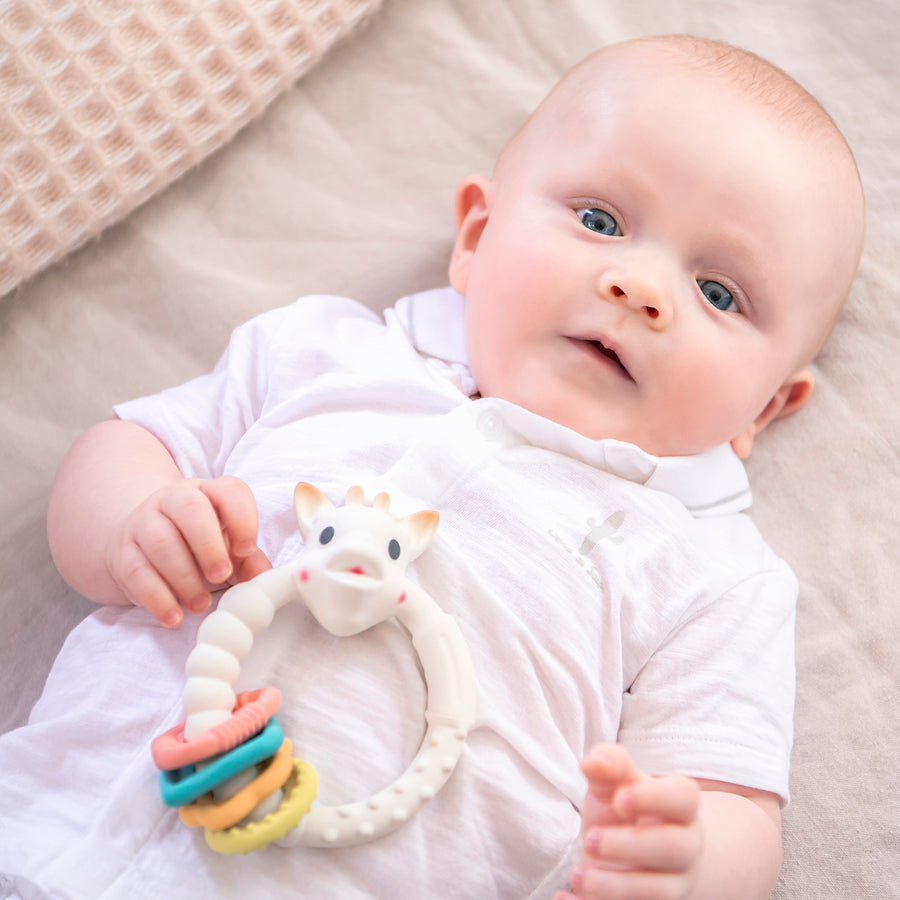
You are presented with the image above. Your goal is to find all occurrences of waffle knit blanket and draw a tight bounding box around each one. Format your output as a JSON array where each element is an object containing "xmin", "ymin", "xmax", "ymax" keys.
[{"xmin": 0, "ymin": 0, "xmax": 382, "ymax": 298}]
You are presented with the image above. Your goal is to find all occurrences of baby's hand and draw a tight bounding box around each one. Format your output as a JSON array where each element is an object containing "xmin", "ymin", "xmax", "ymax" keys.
[
  {"xmin": 106, "ymin": 476, "xmax": 271, "ymax": 627},
  {"xmin": 556, "ymin": 744, "xmax": 703, "ymax": 900}
]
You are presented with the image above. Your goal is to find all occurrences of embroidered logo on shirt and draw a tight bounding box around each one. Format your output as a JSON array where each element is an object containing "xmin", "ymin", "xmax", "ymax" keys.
[
  {"xmin": 579, "ymin": 511, "xmax": 626, "ymax": 554},
  {"xmin": 548, "ymin": 510, "xmax": 626, "ymax": 590}
]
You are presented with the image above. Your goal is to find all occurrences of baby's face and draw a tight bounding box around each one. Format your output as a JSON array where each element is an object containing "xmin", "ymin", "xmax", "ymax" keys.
[{"xmin": 453, "ymin": 48, "xmax": 860, "ymax": 457}]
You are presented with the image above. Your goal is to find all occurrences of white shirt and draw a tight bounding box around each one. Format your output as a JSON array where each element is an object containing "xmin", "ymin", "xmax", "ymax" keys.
[{"xmin": 0, "ymin": 288, "xmax": 796, "ymax": 900}]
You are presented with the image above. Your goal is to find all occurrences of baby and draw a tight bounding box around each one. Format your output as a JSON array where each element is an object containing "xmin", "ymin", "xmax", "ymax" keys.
[{"xmin": 18, "ymin": 34, "xmax": 862, "ymax": 900}]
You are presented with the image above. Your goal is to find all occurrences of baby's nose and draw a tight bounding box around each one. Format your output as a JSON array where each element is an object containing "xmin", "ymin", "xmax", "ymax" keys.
[{"xmin": 597, "ymin": 270, "xmax": 673, "ymax": 329}]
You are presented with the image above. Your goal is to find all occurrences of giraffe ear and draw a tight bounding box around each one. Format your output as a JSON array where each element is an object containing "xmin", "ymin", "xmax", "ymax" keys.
[
  {"xmin": 293, "ymin": 483, "xmax": 334, "ymax": 538},
  {"xmin": 401, "ymin": 510, "xmax": 439, "ymax": 562}
]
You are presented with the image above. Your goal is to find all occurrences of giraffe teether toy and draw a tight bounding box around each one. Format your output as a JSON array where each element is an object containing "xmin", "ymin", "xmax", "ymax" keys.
[{"xmin": 151, "ymin": 484, "xmax": 478, "ymax": 852}]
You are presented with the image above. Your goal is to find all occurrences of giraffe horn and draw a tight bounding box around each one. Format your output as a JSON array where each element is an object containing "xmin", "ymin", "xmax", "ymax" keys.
[{"xmin": 345, "ymin": 486, "xmax": 365, "ymax": 505}]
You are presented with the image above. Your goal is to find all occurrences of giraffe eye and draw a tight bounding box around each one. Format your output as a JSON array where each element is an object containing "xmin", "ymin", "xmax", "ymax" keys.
[
  {"xmin": 319, "ymin": 526, "xmax": 334, "ymax": 545},
  {"xmin": 388, "ymin": 539, "xmax": 401, "ymax": 560}
]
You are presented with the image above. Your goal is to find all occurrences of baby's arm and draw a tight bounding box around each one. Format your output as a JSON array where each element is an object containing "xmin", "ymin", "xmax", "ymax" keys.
[
  {"xmin": 47, "ymin": 418, "xmax": 271, "ymax": 627},
  {"xmin": 556, "ymin": 744, "xmax": 782, "ymax": 900}
]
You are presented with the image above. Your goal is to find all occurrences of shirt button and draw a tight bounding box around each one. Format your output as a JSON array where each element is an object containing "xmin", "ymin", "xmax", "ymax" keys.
[
  {"xmin": 475, "ymin": 410, "xmax": 499, "ymax": 437},
  {"xmin": 476, "ymin": 409, "xmax": 516, "ymax": 446}
]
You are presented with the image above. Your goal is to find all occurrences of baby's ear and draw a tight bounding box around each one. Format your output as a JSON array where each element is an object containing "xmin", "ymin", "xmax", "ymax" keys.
[
  {"xmin": 730, "ymin": 369, "xmax": 815, "ymax": 458},
  {"xmin": 448, "ymin": 175, "xmax": 493, "ymax": 293}
]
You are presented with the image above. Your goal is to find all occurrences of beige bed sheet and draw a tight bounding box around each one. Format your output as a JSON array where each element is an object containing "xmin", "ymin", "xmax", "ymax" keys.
[{"xmin": 1, "ymin": 1, "xmax": 897, "ymax": 897}]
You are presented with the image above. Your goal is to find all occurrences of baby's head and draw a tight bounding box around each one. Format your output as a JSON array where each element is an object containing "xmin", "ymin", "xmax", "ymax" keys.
[{"xmin": 449, "ymin": 35, "xmax": 865, "ymax": 458}]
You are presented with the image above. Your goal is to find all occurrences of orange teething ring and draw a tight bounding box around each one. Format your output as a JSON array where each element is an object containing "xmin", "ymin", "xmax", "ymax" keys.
[{"xmin": 179, "ymin": 738, "xmax": 294, "ymax": 830}]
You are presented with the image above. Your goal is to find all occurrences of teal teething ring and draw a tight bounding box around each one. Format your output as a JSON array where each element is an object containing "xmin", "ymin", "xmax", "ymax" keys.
[{"xmin": 159, "ymin": 717, "xmax": 283, "ymax": 807}]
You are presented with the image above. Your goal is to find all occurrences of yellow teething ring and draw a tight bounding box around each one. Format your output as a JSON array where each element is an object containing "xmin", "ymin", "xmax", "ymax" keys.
[
  {"xmin": 179, "ymin": 738, "xmax": 294, "ymax": 830},
  {"xmin": 204, "ymin": 759, "xmax": 318, "ymax": 855}
]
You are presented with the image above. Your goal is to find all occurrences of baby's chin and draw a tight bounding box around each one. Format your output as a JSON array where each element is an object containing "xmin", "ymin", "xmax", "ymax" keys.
[
  {"xmin": 476, "ymin": 379, "xmax": 728, "ymax": 457},
  {"xmin": 533, "ymin": 405, "xmax": 723, "ymax": 458}
]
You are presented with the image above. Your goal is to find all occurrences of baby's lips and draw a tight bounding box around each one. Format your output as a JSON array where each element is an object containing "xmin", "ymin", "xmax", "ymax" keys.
[{"xmin": 571, "ymin": 333, "xmax": 635, "ymax": 381}]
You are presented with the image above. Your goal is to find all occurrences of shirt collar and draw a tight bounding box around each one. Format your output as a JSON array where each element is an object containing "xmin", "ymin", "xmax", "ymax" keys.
[
  {"xmin": 393, "ymin": 286, "xmax": 752, "ymax": 517},
  {"xmin": 395, "ymin": 285, "xmax": 469, "ymax": 366}
]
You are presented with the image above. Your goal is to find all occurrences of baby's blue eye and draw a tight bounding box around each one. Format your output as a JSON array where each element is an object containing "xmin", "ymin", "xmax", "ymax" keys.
[
  {"xmin": 577, "ymin": 207, "xmax": 620, "ymax": 236},
  {"xmin": 699, "ymin": 280, "xmax": 738, "ymax": 312}
]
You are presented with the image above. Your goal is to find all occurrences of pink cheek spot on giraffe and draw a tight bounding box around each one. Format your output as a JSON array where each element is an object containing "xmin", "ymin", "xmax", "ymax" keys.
[
  {"xmin": 298, "ymin": 570, "xmax": 309, "ymax": 583},
  {"xmin": 398, "ymin": 592, "xmax": 406, "ymax": 604}
]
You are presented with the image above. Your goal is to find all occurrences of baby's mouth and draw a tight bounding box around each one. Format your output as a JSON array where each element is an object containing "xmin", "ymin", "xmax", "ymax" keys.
[{"xmin": 576, "ymin": 337, "xmax": 634, "ymax": 381}]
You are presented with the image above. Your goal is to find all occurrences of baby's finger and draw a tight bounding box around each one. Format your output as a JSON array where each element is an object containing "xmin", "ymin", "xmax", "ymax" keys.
[
  {"xmin": 159, "ymin": 482, "xmax": 232, "ymax": 585},
  {"xmin": 572, "ymin": 863, "xmax": 688, "ymax": 900},
  {"xmin": 200, "ymin": 476, "xmax": 262, "ymax": 560},
  {"xmin": 230, "ymin": 547, "xmax": 272, "ymax": 585},
  {"xmin": 132, "ymin": 509, "xmax": 213, "ymax": 612},
  {"xmin": 612, "ymin": 775, "xmax": 701, "ymax": 825},
  {"xmin": 580, "ymin": 745, "xmax": 651, "ymax": 831},
  {"xmin": 113, "ymin": 540, "xmax": 184, "ymax": 628},
  {"xmin": 582, "ymin": 745, "xmax": 647, "ymax": 799},
  {"xmin": 584, "ymin": 819, "xmax": 701, "ymax": 874}
]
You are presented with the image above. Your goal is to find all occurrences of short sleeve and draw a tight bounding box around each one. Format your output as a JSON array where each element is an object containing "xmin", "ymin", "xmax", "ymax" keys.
[
  {"xmin": 114, "ymin": 295, "xmax": 384, "ymax": 480},
  {"xmin": 618, "ymin": 560, "xmax": 797, "ymax": 805},
  {"xmin": 114, "ymin": 302, "xmax": 295, "ymax": 479}
]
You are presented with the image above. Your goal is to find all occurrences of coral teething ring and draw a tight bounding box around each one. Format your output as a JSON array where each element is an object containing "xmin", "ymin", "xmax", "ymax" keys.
[
  {"xmin": 152, "ymin": 688, "xmax": 281, "ymax": 770},
  {"xmin": 153, "ymin": 484, "xmax": 478, "ymax": 851}
]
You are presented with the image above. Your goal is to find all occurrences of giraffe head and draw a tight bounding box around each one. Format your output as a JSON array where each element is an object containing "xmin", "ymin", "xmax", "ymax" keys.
[{"xmin": 292, "ymin": 484, "xmax": 439, "ymax": 636}]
